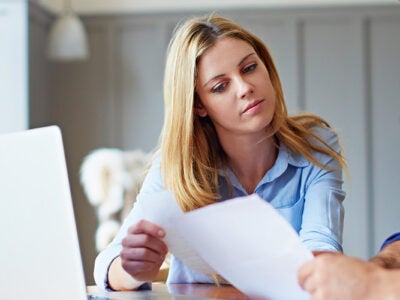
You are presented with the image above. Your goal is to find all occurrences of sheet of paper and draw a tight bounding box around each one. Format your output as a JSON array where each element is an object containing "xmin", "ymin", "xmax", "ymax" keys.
[
  {"xmin": 173, "ymin": 194, "xmax": 313, "ymax": 300},
  {"xmin": 139, "ymin": 190, "xmax": 216, "ymax": 275}
]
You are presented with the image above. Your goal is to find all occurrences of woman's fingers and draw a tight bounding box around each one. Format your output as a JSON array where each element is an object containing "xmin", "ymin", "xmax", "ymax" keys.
[
  {"xmin": 122, "ymin": 220, "xmax": 168, "ymax": 254},
  {"xmin": 129, "ymin": 219, "xmax": 166, "ymax": 238},
  {"xmin": 119, "ymin": 220, "xmax": 168, "ymax": 281},
  {"xmin": 120, "ymin": 242, "xmax": 166, "ymax": 262},
  {"xmin": 122, "ymin": 232, "xmax": 168, "ymax": 255}
]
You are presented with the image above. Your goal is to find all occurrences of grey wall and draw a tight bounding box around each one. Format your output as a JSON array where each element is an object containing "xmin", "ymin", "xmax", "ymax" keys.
[{"xmin": 29, "ymin": 4, "xmax": 400, "ymax": 284}]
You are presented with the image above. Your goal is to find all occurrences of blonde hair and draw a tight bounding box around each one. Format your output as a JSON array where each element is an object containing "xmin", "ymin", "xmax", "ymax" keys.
[{"xmin": 161, "ymin": 14, "xmax": 347, "ymax": 212}]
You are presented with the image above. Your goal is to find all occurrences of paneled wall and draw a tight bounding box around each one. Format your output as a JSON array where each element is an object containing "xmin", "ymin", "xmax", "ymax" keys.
[
  {"xmin": 302, "ymin": 16, "xmax": 371, "ymax": 255},
  {"xmin": 370, "ymin": 15, "xmax": 400, "ymax": 251},
  {"xmin": 29, "ymin": 4, "xmax": 400, "ymax": 284}
]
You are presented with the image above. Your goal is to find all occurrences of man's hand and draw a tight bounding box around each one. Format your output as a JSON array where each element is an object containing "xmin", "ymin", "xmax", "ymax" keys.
[
  {"xmin": 369, "ymin": 241, "xmax": 400, "ymax": 269},
  {"xmin": 298, "ymin": 253, "xmax": 382, "ymax": 300}
]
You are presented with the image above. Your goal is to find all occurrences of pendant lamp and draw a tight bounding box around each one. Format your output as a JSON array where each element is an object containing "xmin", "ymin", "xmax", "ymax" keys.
[{"xmin": 47, "ymin": 0, "xmax": 89, "ymax": 61}]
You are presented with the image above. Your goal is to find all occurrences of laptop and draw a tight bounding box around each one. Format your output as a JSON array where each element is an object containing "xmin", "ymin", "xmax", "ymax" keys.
[
  {"xmin": 0, "ymin": 126, "xmax": 213, "ymax": 300},
  {"xmin": 0, "ymin": 126, "xmax": 87, "ymax": 300}
]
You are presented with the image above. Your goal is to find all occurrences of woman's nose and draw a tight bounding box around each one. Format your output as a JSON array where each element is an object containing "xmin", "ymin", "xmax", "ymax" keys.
[{"xmin": 236, "ymin": 77, "xmax": 254, "ymax": 99}]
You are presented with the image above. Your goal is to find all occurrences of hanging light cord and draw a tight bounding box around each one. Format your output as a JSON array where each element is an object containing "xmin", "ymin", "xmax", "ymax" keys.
[{"xmin": 63, "ymin": 0, "xmax": 73, "ymax": 14}]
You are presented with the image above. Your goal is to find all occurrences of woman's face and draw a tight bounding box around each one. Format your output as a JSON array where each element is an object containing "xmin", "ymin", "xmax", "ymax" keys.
[{"xmin": 195, "ymin": 37, "xmax": 276, "ymax": 140}]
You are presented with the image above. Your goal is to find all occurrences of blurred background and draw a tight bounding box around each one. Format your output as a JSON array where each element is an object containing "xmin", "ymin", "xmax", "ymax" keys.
[{"xmin": 1, "ymin": 0, "xmax": 400, "ymax": 285}]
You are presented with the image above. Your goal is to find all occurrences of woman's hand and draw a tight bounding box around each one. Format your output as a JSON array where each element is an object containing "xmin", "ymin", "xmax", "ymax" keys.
[{"xmin": 120, "ymin": 219, "xmax": 168, "ymax": 282}]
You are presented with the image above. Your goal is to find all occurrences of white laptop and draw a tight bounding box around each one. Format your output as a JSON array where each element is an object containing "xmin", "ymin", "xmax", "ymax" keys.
[
  {"xmin": 0, "ymin": 126, "xmax": 214, "ymax": 300},
  {"xmin": 0, "ymin": 126, "xmax": 87, "ymax": 300}
]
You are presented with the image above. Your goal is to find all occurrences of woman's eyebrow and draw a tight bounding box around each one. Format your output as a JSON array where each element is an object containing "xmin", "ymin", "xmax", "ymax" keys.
[
  {"xmin": 203, "ymin": 74, "xmax": 225, "ymax": 88},
  {"xmin": 202, "ymin": 52, "xmax": 256, "ymax": 88},
  {"xmin": 238, "ymin": 52, "xmax": 256, "ymax": 66}
]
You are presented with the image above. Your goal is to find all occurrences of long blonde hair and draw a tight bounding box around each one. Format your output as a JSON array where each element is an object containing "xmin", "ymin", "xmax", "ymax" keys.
[{"xmin": 161, "ymin": 14, "xmax": 347, "ymax": 212}]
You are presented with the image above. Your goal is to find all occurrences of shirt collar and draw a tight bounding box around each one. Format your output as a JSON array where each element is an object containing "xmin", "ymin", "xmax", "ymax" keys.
[
  {"xmin": 264, "ymin": 142, "xmax": 309, "ymax": 182},
  {"xmin": 218, "ymin": 141, "xmax": 309, "ymax": 187}
]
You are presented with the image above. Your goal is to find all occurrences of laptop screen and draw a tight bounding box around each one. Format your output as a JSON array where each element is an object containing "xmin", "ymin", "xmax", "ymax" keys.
[{"xmin": 0, "ymin": 126, "xmax": 87, "ymax": 300}]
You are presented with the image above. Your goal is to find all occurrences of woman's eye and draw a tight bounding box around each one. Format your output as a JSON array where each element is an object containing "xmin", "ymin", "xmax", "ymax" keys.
[
  {"xmin": 243, "ymin": 63, "xmax": 257, "ymax": 73},
  {"xmin": 212, "ymin": 82, "xmax": 227, "ymax": 93}
]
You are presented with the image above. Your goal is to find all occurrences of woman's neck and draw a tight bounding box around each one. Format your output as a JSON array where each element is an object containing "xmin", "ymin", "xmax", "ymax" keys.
[{"xmin": 221, "ymin": 133, "xmax": 278, "ymax": 194}]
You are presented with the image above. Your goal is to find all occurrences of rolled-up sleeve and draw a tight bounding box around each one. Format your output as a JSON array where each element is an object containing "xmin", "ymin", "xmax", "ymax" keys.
[
  {"xmin": 93, "ymin": 200, "xmax": 144, "ymax": 290},
  {"xmin": 93, "ymin": 155, "xmax": 164, "ymax": 290},
  {"xmin": 300, "ymin": 128, "xmax": 346, "ymax": 252},
  {"xmin": 93, "ymin": 243, "xmax": 122, "ymax": 290}
]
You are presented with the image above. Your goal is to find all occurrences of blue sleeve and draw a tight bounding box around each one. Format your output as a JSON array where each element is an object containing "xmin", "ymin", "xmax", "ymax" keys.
[
  {"xmin": 93, "ymin": 154, "xmax": 165, "ymax": 290},
  {"xmin": 380, "ymin": 232, "xmax": 400, "ymax": 251},
  {"xmin": 299, "ymin": 127, "xmax": 345, "ymax": 252}
]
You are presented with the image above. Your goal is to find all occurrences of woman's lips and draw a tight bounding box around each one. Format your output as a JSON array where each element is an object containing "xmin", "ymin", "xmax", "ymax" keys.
[{"xmin": 242, "ymin": 99, "xmax": 264, "ymax": 114}]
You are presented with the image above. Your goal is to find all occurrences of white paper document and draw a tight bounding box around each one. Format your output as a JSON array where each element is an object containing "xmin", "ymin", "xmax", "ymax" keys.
[
  {"xmin": 140, "ymin": 190, "xmax": 217, "ymax": 275},
  {"xmin": 141, "ymin": 191, "xmax": 312, "ymax": 300}
]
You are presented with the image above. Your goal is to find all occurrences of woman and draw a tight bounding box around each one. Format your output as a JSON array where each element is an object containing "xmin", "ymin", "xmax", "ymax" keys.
[{"xmin": 94, "ymin": 13, "xmax": 347, "ymax": 291}]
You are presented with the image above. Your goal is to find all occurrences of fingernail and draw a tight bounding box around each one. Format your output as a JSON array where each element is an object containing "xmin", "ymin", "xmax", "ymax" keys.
[{"xmin": 158, "ymin": 230, "xmax": 165, "ymax": 237}]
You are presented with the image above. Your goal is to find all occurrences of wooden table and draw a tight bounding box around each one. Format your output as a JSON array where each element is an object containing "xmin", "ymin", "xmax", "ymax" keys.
[
  {"xmin": 88, "ymin": 283, "xmax": 249, "ymax": 299},
  {"xmin": 155, "ymin": 283, "xmax": 249, "ymax": 299}
]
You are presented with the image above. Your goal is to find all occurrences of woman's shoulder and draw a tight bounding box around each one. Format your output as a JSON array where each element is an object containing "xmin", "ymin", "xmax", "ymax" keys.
[
  {"xmin": 138, "ymin": 152, "xmax": 164, "ymax": 196},
  {"xmin": 309, "ymin": 124, "xmax": 338, "ymax": 139},
  {"xmin": 308, "ymin": 125, "xmax": 341, "ymax": 151}
]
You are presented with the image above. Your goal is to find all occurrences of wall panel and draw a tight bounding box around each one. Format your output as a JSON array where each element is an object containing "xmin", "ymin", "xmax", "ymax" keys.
[
  {"xmin": 370, "ymin": 16, "xmax": 400, "ymax": 252},
  {"xmin": 47, "ymin": 24, "xmax": 113, "ymax": 283},
  {"xmin": 29, "ymin": 5, "xmax": 50, "ymax": 128},
  {"xmin": 116, "ymin": 20, "xmax": 168, "ymax": 151},
  {"xmin": 302, "ymin": 16, "xmax": 368, "ymax": 257}
]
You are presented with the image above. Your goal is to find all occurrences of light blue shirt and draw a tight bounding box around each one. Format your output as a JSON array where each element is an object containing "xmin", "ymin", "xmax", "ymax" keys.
[{"xmin": 94, "ymin": 126, "xmax": 345, "ymax": 289}]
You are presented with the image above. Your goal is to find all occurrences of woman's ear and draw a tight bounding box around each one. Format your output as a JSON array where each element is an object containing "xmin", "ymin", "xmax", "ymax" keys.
[
  {"xmin": 194, "ymin": 94, "xmax": 208, "ymax": 117},
  {"xmin": 195, "ymin": 102, "xmax": 208, "ymax": 117}
]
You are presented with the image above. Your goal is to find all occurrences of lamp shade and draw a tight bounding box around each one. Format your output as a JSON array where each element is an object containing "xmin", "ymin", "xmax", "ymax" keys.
[{"xmin": 47, "ymin": 13, "xmax": 89, "ymax": 61}]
